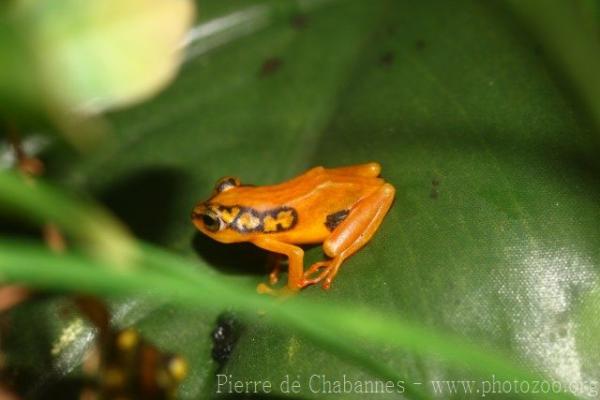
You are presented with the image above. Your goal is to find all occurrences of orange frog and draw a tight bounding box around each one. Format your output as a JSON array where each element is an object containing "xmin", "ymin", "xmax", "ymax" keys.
[{"xmin": 191, "ymin": 163, "xmax": 395, "ymax": 293}]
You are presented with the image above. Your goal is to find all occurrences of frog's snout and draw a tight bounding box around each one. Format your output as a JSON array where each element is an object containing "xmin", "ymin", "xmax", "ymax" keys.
[{"xmin": 192, "ymin": 203, "xmax": 227, "ymax": 235}]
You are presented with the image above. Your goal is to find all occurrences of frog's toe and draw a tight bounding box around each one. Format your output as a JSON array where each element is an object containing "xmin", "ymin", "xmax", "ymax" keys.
[
  {"xmin": 321, "ymin": 258, "xmax": 342, "ymax": 290},
  {"xmin": 257, "ymin": 282, "xmax": 274, "ymax": 294},
  {"xmin": 257, "ymin": 282, "xmax": 296, "ymax": 298},
  {"xmin": 302, "ymin": 261, "xmax": 331, "ymax": 287},
  {"xmin": 267, "ymin": 254, "xmax": 283, "ymax": 285},
  {"xmin": 322, "ymin": 274, "xmax": 335, "ymax": 290},
  {"xmin": 268, "ymin": 270, "xmax": 279, "ymax": 285},
  {"xmin": 305, "ymin": 260, "xmax": 328, "ymax": 276}
]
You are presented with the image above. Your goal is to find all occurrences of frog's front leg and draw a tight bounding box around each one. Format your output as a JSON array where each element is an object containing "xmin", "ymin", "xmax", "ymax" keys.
[
  {"xmin": 305, "ymin": 183, "xmax": 395, "ymax": 289},
  {"xmin": 252, "ymin": 237, "xmax": 305, "ymax": 293}
]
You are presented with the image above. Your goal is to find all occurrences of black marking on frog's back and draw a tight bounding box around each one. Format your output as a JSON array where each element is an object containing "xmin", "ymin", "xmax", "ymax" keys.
[
  {"xmin": 261, "ymin": 207, "xmax": 298, "ymax": 233},
  {"xmin": 231, "ymin": 207, "xmax": 262, "ymax": 232},
  {"xmin": 325, "ymin": 209, "xmax": 350, "ymax": 231},
  {"xmin": 217, "ymin": 205, "xmax": 298, "ymax": 233}
]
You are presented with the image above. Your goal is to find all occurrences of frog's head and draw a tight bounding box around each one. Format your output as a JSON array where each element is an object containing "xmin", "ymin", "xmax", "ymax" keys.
[{"xmin": 191, "ymin": 176, "xmax": 246, "ymax": 243}]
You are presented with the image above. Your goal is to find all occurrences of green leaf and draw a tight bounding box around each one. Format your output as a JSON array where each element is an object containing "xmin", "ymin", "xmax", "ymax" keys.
[
  {"xmin": 0, "ymin": 239, "xmax": 577, "ymax": 400},
  {"xmin": 3, "ymin": 0, "xmax": 600, "ymax": 399},
  {"xmin": 2, "ymin": 172, "xmax": 577, "ymax": 400},
  {"xmin": 505, "ymin": 0, "xmax": 600, "ymax": 133}
]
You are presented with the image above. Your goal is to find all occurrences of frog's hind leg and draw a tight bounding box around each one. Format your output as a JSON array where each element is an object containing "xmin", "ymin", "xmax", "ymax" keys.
[
  {"xmin": 304, "ymin": 183, "xmax": 395, "ymax": 289},
  {"xmin": 326, "ymin": 162, "xmax": 381, "ymax": 177}
]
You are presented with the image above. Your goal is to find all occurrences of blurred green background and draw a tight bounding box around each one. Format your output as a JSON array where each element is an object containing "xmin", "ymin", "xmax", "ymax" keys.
[{"xmin": 1, "ymin": 0, "xmax": 599, "ymax": 399}]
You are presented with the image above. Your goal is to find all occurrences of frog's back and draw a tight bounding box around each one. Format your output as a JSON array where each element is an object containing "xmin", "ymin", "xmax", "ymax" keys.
[
  {"xmin": 212, "ymin": 166, "xmax": 383, "ymax": 211},
  {"xmin": 209, "ymin": 166, "xmax": 383, "ymax": 244}
]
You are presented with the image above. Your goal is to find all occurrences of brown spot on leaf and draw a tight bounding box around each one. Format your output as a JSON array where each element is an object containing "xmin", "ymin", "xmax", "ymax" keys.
[
  {"xmin": 291, "ymin": 14, "xmax": 308, "ymax": 30},
  {"xmin": 380, "ymin": 51, "xmax": 394, "ymax": 66},
  {"xmin": 430, "ymin": 177, "xmax": 441, "ymax": 199},
  {"xmin": 259, "ymin": 57, "xmax": 283, "ymax": 77}
]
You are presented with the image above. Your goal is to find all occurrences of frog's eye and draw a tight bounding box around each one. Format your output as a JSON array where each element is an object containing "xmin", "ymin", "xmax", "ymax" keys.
[
  {"xmin": 214, "ymin": 176, "xmax": 240, "ymax": 193},
  {"xmin": 201, "ymin": 211, "xmax": 224, "ymax": 232}
]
